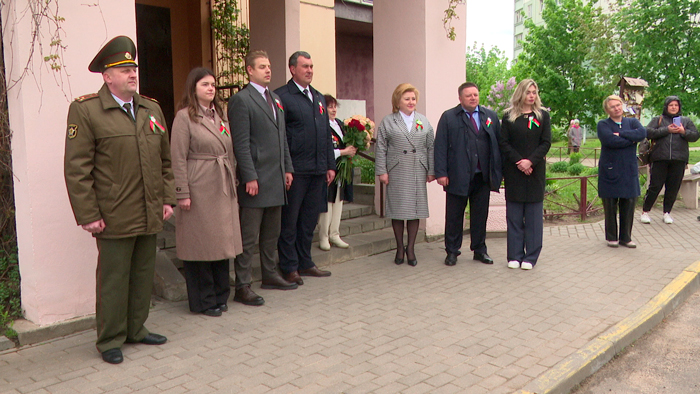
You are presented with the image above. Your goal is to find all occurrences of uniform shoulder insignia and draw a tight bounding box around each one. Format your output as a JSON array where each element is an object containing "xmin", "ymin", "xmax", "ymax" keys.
[
  {"xmin": 140, "ymin": 95, "xmax": 159, "ymax": 104},
  {"xmin": 74, "ymin": 93, "xmax": 98, "ymax": 102}
]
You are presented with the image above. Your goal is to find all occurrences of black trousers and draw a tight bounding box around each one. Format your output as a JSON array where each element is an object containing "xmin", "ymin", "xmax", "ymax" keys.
[
  {"xmin": 445, "ymin": 173, "xmax": 490, "ymax": 255},
  {"xmin": 278, "ymin": 174, "xmax": 325, "ymax": 273},
  {"xmin": 602, "ymin": 197, "xmax": 636, "ymax": 243},
  {"xmin": 182, "ymin": 259, "xmax": 230, "ymax": 313},
  {"xmin": 643, "ymin": 160, "xmax": 686, "ymax": 213},
  {"xmin": 506, "ymin": 201, "xmax": 544, "ymax": 264}
]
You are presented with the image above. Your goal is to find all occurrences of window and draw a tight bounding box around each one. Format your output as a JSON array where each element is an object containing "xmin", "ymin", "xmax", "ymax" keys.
[
  {"xmin": 515, "ymin": 10, "xmax": 524, "ymax": 24},
  {"xmin": 527, "ymin": 4, "xmax": 532, "ymax": 18},
  {"xmin": 515, "ymin": 33, "xmax": 523, "ymax": 49}
]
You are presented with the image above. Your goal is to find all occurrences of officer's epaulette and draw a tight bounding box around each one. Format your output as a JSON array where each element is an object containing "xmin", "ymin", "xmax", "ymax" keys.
[
  {"xmin": 74, "ymin": 93, "xmax": 99, "ymax": 102},
  {"xmin": 140, "ymin": 94, "xmax": 159, "ymax": 104}
]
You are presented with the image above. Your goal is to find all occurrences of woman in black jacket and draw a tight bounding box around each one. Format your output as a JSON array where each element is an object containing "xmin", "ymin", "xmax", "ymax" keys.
[
  {"xmin": 641, "ymin": 96, "xmax": 699, "ymax": 224},
  {"xmin": 499, "ymin": 79, "xmax": 551, "ymax": 270}
]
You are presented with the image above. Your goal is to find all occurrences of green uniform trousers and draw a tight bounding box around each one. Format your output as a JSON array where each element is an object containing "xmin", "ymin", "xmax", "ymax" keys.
[{"xmin": 95, "ymin": 234, "xmax": 156, "ymax": 352}]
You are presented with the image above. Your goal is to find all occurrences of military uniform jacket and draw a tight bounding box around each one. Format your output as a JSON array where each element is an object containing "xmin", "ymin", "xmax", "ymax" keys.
[{"xmin": 64, "ymin": 84, "xmax": 176, "ymax": 239}]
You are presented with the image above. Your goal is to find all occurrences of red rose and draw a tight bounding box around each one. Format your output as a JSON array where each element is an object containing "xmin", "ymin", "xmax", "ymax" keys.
[{"xmin": 348, "ymin": 119, "xmax": 365, "ymax": 131}]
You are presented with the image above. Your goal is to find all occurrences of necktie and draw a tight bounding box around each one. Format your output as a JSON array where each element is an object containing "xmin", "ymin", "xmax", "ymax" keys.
[
  {"xmin": 303, "ymin": 88, "xmax": 311, "ymax": 102},
  {"xmin": 265, "ymin": 89, "xmax": 276, "ymax": 120},
  {"xmin": 123, "ymin": 103, "xmax": 135, "ymax": 122},
  {"xmin": 470, "ymin": 112, "xmax": 479, "ymax": 134}
]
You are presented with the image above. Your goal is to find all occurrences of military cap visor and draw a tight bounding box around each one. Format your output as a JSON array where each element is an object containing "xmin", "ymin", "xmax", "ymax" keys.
[{"xmin": 88, "ymin": 36, "xmax": 138, "ymax": 73}]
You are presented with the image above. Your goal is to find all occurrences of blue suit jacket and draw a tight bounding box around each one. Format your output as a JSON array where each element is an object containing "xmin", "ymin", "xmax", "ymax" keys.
[
  {"xmin": 434, "ymin": 104, "xmax": 503, "ymax": 196},
  {"xmin": 274, "ymin": 79, "xmax": 335, "ymax": 176},
  {"xmin": 597, "ymin": 117, "xmax": 646, "ymax": 199}
]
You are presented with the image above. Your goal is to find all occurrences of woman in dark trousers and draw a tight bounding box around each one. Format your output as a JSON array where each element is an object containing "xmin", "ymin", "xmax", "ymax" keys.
[
  {"xmin": 499, "ymin": 79, "xmax": 551, "ymax": 270},
  {"xmin": 597, "ymin": 95, "xmax": 646, "ymax": 248},
  {"xmin": 640, "ymin": 96, "xmax": 699, "ymax": 224},
  {"xmin": 171, "ymin": 67, "xmax": 244, "ymax": 316}
]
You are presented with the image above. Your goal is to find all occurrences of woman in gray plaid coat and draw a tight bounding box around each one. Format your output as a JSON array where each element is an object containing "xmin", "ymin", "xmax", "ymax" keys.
[{"xmin": 375, "ymin": 83, "xmax": 435, "ymax": 267}]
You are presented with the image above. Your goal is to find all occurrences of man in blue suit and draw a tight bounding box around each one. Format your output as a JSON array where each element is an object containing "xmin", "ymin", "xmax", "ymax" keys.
[
  {"xmin": 274, "ymin": 51, "xmax": 336, "ymax": 285},
  {"xmin": 434, "ymin": 82, "xmax": 503, "ymax": 266}
]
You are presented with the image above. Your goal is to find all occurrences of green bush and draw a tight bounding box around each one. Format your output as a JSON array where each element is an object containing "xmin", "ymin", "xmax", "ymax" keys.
[
  {"xmin": 567, "ymin": 163, "xmax": 585, "ymax": 176},
  {"xmin": 354, "ymin": 156, "xmax": 375, "ymax": 184},
  {"xmin": 0, "ymin": 248, "xmax": 20, "ymax": 338},
  {"xmin": 581, "ymin": 166, "xmax": 598, "ymax": 176},
  {"xmin": 550, "ymin": 126, "xmax": 566, "ymax": 143},
  {"xmin": 569, "ymin": 152, "xmax": 582, "ymax": 165},
  {"xmin": 549, "ymin": 161, "xmax": 569, "ymax": 173}
]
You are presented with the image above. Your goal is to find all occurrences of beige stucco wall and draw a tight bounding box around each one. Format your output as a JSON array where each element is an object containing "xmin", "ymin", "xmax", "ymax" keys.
[
  {"xmin": 2, "ymin": 1, "xmax": 137, "ymax": 325},
  {"xmin": 373, "ymin": 0, "xmax": 466, "ymax": 237},
  {"xmin": 299, "ymin": 0, "xmax": 336, "ymax": 96}
]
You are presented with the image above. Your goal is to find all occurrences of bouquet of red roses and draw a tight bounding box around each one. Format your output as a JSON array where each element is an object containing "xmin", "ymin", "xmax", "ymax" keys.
[{"xmin": 336, "ymin": 115, "xmax": 374, "ymax": 186}]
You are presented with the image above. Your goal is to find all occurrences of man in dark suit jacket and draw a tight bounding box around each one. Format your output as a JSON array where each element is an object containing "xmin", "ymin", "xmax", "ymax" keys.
[
  {"xmin": 229, "ymin": 51, "xmax": 298, "ymax": 306},
  {"xmin": 274, "ymin": 51, "xmax": 336, "ymax": 285},
  {"xmin": 434, "ymin": 82, "xmax": 503, "ymax": 267}
]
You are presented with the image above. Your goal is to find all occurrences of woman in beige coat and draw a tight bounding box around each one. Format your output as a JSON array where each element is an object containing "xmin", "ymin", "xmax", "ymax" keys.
[
  {"xmin": 375, "ymin": 83, "xmax": 435, "ymax": 267},
  {"xmin": 171, "ymin": 67, "xmax": 243, "ymax": 317}
]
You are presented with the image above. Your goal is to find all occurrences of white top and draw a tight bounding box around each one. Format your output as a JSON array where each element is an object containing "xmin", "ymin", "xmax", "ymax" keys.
[
  {"xmin": 399, "ymin": 110, "xmax": 415, "ymax": 134},
  {"xmin": 330, "ymin": 119, "xmax": 344, "ymax": 160}
]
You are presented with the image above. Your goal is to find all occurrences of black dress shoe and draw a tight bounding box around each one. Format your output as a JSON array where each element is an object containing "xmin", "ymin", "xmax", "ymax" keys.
[
  {"xmin": 445, "ymin": 253, "xmax": 458, "ymax": 266},
  {"xmin": 407, "ymin": 258, "xmax": 417, "ymax": 267},
  {"xmin": 234, "ymin": 285, "xmax": 265, "ymax": 306},
  {"xmin": 138, "ymin": 333, "xmax": 167, "ymax": 345},
  {"xmin": 298, "ymin": 266, "xmax": 332, "ymax": 277},
  {"xmin": 473, "ymin": 252, "xmax": 494, "ymax": 265},
  {"xmin": 202, "ymin": 307, "xmax": 222, "ymax": 317},
  {"xmin": 218, "ymin": 304, "xmax": 228, "ymax": 312},
  {"xmin": 101, "ymin": 348, "xmax": 123, "ymax": 364},
  {"xmin": 394, "ymin": 256, "xmax": 404, "ymax": 265},
  {"xmin": 261, "ymin": 274, "xmax": 299, "ymax": 290}
]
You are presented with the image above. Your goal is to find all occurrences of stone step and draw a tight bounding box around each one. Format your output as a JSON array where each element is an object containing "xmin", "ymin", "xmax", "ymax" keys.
[{"xmin": 352, "ymin": 183, "xmax": 375, "ymax": 206}]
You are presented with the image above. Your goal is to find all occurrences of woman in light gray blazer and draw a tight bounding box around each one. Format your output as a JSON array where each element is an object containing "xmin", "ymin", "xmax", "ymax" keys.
[{"xmin": 375, "ymin": 83, "xmax": 435, "ymax": 267}]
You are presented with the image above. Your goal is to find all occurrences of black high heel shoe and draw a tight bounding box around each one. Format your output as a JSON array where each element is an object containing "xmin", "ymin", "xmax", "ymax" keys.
[
  {"xmin": 394, "ymin": 247, "xmax": 405, "ymax": 265},
  {"xmin": 407, "ymin": 247, "xmax": 417, "ymax": 267}
]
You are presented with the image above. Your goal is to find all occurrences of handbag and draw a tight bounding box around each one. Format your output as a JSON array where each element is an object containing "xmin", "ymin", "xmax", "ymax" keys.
[{"xmin": 638, "ymin": 116, "xmax": 661, "ymax": 166}]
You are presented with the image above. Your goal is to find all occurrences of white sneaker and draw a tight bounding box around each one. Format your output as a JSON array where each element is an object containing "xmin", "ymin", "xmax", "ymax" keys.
[
  {"xmin": 507, "ymin": 260, "xmax": 520, "ymax": 269},
  {"xmin": 521, "ymin": 262, "xmax": 534, "ymax": 270},
  {"xmin": 640, "ymin": 212, "xmax": 651, "ymax": 224},
  {"xmin": 329, "ymin": 237, "xmax": 349, "ymax": 248},
  {"xmin": 319, "ymin": 238, "xmax": 331, "ymax": 251},
  {"xmin": 663, "ymin": 213, "xmax": 674, "ymax": 224}
]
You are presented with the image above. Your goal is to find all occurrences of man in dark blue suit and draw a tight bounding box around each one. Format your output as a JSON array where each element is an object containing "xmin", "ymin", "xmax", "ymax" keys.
[
  {"xmin": 434, "ymin": 82, "xmax": 503, "ymax": 266},
  {"xmin": 274, "ymin": 51, "xmax": 336, "ymax": 285}
]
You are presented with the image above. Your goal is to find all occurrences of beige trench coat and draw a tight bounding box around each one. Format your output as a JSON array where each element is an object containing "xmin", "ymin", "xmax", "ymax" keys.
[{"xmin": 171, "ymin": 108, "xmax": 243, "ymax": 261}]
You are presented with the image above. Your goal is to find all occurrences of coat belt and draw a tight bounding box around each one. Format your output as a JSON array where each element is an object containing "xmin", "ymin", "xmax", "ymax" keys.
[{"xmin": 187, "ymin": 153, "xmax": 237, "ymax": 198}]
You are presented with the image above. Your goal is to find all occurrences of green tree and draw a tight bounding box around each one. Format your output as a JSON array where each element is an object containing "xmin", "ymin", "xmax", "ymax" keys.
[
  {"xmin": 514, "ymin": 0, "xmax": 615, "ymax": 127},
  {"xmin": 616, "ymin": 0, "xmax": 700, "ymax": 116},
  {"xmin": 465, "ymin": 43, "xmax": 510, "ymax": 100}
]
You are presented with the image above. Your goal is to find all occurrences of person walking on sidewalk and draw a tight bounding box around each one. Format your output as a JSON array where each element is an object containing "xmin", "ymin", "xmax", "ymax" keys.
[
  {"xmin": 597, "ymin": 95, "xmax": 646, "ymax": 248},
  {"xmin": 318, "ymin": 94, "xmax": 356, "ymax": 251},
  {"xmin": 640, "ymin": 96, "xmax": 699, "ymax": 225},
  {"xmin": 229, "ymin": 51, "xmax": 298, "ymax": 305},
  {"xmin": 499, "ymin": 79, "xmax": 551, "ymax": 270},
  {"xmin": 64, "ymin": 36, "xmax": 175, "ymax": 364}
]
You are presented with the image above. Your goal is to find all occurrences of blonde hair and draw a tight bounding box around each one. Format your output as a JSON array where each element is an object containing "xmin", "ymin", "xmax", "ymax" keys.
[
  {"xmin": 505, "ymin": 79, "xmax": 542, "ymax": 122},
  {"xmin": 391, "ymin": 83, "xmax": 420, "ymax": 113},
  {"xmin": 603, "ymin": 95, "xmax": 623, "ymax": 112}
]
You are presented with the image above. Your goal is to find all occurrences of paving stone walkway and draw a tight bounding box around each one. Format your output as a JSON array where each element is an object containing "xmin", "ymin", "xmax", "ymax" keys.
[{"xmin": 2, "ymin": 207, "xmax": 699, "ymax": 393}]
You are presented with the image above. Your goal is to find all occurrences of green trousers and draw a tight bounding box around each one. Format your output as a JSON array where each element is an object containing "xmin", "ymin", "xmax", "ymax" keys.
[{"xmin": 95, "ymin": 234, "xmax": 156, "ymax": 353}]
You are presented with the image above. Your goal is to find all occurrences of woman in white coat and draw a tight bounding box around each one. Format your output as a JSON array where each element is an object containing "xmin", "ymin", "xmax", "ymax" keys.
[{"xmin": 375, "ymin": 83, "xmax": 435, "ymax": 267}]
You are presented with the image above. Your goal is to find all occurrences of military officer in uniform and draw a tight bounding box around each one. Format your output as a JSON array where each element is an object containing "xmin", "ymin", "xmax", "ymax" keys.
[{"xmin": 64, "ymin": 36, "xmax": 176, "ymax": 364}]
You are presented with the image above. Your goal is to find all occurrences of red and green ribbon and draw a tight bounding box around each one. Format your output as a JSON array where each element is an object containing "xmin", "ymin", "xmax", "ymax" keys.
[
  {"xmin": 416, "ymin": 120, "xmax": 424, "ymax": 131},
  {"xmin": 528, "ymin": 116, "xmax": 540, "ymax": 130},
  {"xmin": 149, "ymin": 115, "xmax": 165, "ymax": 134},
  {"xmin": 486, "ymin": 118, "xmax": 492, "ymax": 127},
  {"xmin": 275, "ymin": 99, "xmax": 284, "ymax": 111},
  {"xmin": 220, "ymin": 121, "xmax": 229, "ymax": 137},
  {"xmin": 318, "ymin": 102, "xmax": 324, "ymax": 115}
]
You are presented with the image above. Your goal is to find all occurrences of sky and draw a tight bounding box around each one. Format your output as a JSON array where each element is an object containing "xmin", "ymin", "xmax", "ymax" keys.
[{"xmin": 465, "ymin": 0, "xmax": 515, "ymax": 61}]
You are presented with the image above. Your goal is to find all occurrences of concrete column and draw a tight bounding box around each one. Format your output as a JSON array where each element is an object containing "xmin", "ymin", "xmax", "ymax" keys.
[
  {"xmin": 2, "ymin": 1, "xmax": 138, "ymax": 325},
  {"xmin": 373, "ymin": 0, "xmax": 466, "ymax": 237},
  {"xmin": 249, "ymin": 0, "xmax": 336, "ymax": 94}
]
